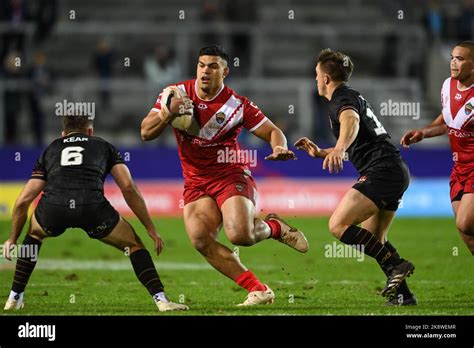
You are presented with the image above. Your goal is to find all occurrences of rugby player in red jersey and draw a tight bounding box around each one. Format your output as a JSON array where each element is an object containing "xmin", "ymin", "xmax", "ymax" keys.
[
  {"xmin": 401, "ymin": 41, "xmax": 474, "ymax": 253},
  {"xmin": 141, "ymin": 45, "xmax": 308, "ymax": 306}
]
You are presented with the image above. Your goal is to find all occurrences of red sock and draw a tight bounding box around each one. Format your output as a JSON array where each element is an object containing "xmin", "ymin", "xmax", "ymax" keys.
[
  {"xmin": 235, "ymin": 270, "xmax": 266, "ymax": 292},
  {"xmin": 266, "ymin": 219, "xmax": 281, "ymax": 239}
]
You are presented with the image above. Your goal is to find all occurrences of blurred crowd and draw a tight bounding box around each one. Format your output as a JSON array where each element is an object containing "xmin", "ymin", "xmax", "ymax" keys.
[{"xmin": 0, "ymin": 0, "xmax": 472, "ymax": 145}]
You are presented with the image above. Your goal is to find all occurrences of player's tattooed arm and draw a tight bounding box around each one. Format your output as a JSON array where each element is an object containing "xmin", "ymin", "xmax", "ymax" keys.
[
  {"xmin": 3, "ymin": 179, "xmax": 45, "ymax": 259},
  {"xmin": 294, "ymin": 137, "xmax": 333, "ymax": 159},
  {"xmin": 252, "ymin": 119, "xmax": 296, "ymax": 160},
  {"xmin": 323, "ymin": 109, "xmax": 359, "ymax": 173},
  {"xmin": 400, "ymin": 114, "xmax": 447, "ymax": 147},
  {"xmin": 111, "ymin": 164, "xmax": 164, "ymax": 255}
]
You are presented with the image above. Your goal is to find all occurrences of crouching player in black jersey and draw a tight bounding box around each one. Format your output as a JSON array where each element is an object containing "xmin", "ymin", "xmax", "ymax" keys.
[
  {"xmin": 3, "ymin": 115, "xmax": 188, "ymax": 312},
  {"xmin": 295, "ymin": 49, "xmax": 416, "ymax": 305}
]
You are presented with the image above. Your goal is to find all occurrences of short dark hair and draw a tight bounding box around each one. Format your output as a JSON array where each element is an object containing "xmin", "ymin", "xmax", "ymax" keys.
[
  {"xmin": 62, "ymin": 115, "xmax": 93, "ymax": 133},
  {"xmin": 456, "ymin": 40, "xmax": 474, "ymax": 58},
  {"xmin": 198, "ymin": 45, "xmax": 229, "ymax": 64},
  {"xmin": 317, "ymin": 48, "xmax": 354, "ymax": 82}
]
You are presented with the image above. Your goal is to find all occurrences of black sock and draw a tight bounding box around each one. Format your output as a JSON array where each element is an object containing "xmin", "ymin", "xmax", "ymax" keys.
[
  {"xmin": 340, "ymin": 225, "xmax": 402, "ymax": 267},
  {"xmin": 11, "ymin": 235, "xmax": 42, "ymax": 294},
  {"xmin": 383, "ymin": 241, "xmax": 413, "ymax": 297},
  {"xmin": 130, "ymin": 249, "xmax": 164, "ymax": 297}
]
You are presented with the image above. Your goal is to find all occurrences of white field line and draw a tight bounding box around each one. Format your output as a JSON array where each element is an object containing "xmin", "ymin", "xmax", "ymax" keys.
[{"xmin": 0, "ymin": 259, "xmax": 276, "ymax": 271}]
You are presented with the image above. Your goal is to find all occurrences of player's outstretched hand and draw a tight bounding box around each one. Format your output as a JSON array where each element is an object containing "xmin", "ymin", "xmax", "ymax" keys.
[
  {"xmin": 294, "ymin": 137, "xmax": 324, "ymax": 158},
  {"xmin": 3, "ymin": 239, "xmax": 16, "ymax": 261},
  {"xmin": 265, "ymin": 146, "xmax": 296, "ymax": 161},
  {"xmin": 150, "ymin": 233, "xmax": 165, "ymax": 256},
  {"xmin": 323, "ymin": 148, "xmax": 344, "ymax": 173},
  {"xmin": 400, "ymin": 129, "xmax": 424, "ymax": 148}
]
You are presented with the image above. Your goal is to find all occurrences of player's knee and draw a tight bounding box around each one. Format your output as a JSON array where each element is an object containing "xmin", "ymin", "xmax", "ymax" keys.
[
  {"xmin": 189, "ymin": 234, "xmax": 213, "ymax": 255},
  {"xmin": 227, "ymin": 232, "xmax": 255, "ymax": 246},
  {"xmin": 456, "ymin": 217, "xmax": 474, "ymax": 237},
  {"xmin": 224, "ymin": 221, "xmax": 255, "ymax": 246},
  {"xmin": 328, "ymin": 218, "xmax": 346, "ymax": 239},
  {"xmin": 28, "ymin": 229, "xmax": 46, "ymax": 242}
]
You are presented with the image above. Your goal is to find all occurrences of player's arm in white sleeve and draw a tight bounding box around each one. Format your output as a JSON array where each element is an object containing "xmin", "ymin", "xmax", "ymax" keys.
[
  {"xmin": 111, "ymin": 163, "xmax": 164, "ymax": 255},
  {"xmin": 251, "ymin": 119, "xmax": 296, "ymax": 161},
  {"xmin": 400, "ymin": 113, "xmax": 447, "ymax": 148},
  {"xmin": 3, "ymin": 179, "xmax": 45, "ymax": 259}
]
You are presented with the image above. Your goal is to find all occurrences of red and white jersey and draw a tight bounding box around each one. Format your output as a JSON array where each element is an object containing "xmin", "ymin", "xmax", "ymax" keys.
[
  {"xmin": 151, "ymin": 79, "xmax": 268, "ymax": 182},
  {"xmin": 441, "ymin": 77, "xmax": 474, "ymax": 176}
]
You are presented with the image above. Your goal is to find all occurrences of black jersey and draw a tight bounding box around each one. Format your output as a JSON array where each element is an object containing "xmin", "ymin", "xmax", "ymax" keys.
[
  {"xmin": 328, "ymin": 84, "xmax": 400, "ymax": 173},
  {"xmin": 31, "ymin": 133, "xmax": 124, "ymax": 205}
]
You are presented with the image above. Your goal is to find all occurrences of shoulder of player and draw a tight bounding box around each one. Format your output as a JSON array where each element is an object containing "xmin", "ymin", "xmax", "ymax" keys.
[
  {"xmin": 226, "ymin": 87, "xmax": 253, "ymax": 106},
  {"xmin": 332, "ymin": 84, "xmax": 359, "ymax": 99},
  {"xmin": 441, "ymin": 77, "xmax": 451, "ymax": 91},
  {"xmin": 330, "ymin": 85, "xmax": 361, "ymax": 108},
  {"xmin": 173, "ymin": 79, "xmax": 195, "ymax": 94}
]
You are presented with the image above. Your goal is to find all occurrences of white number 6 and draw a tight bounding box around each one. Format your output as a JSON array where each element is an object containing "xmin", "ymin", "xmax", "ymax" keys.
[{"xmin": 61, "ymin": 146, "xmax": 85, "ymax": 166}]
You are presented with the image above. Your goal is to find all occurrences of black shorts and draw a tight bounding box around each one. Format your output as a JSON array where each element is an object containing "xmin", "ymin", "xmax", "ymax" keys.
[
  {"xmin": 34, "ymin": 199, "xmax": 120, "ymax": 239},
  {"xmin": 352, "ymin": 159, "xmax": 410, "ymax": 211}
]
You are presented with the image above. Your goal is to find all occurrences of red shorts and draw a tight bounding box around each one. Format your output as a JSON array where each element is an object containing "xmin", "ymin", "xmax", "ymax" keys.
[
  {"xmin": 450, "ymin": 169, "xmax": 474, "ymax": 202},
  {"xmin": 183, "ymin": 171, "xmax": 258, "ymax": 208}
]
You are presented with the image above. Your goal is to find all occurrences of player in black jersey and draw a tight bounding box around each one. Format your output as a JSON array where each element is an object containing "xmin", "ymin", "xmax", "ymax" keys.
[
  {"xmin": 3, "ymin": 115, "xmax": 188, "ymax": 312},
  {"xmin": 295, "ymin": 49, "xmax": 416, "ymax": 305}
]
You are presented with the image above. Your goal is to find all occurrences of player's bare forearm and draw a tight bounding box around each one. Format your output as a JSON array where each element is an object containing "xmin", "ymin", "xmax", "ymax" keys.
[
  {"xmin": 121, "ymin": 186, "xmax": 156, "ymax": 234},
  {"xmin": 294, "ymin": 137, "xmax": 333, "ymax": 159},
  {"xmin": 400, "ymin": 114, "xmax": 446, "ymax": 147},
  {"xmin": 252, "ymin": 120, "xmax": 287, "ymax": 149},
  {"xmin": 252, "ymin": 120, "xmax": 296, "ymax": 160},
  {"xmin": 141, "ymin": 110, "xmax": 170, "ymax": 141},
  {"xmin": 334, "ymin": 110, "xmax": 360, "ymax": 152},
  {"xmin": 8, "ymin": 179, "xmax": 45, "ymax": 243},
  {"xmin": 422, "ymin": 115, "xmax": 447, "ymax": 138},
  {"xmin": 111, "ymin": 164, "xmax": 156, "ymax": 234},
  {"xmin": 319, "ymin": 147, "xmax": 334, "ymax": 158},
  {"xmin": 9, "ymin": 202, "xmax": 30, "ymax": 243},
  {"xmin": 269, "ymin": 128, "xmax": 288, "ymax": 150}
]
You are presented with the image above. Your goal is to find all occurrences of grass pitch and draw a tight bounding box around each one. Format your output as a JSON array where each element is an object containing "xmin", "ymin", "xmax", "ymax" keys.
[{"xmin": 1, "ymin": 217, "xmax": 473, "ymax": 315}]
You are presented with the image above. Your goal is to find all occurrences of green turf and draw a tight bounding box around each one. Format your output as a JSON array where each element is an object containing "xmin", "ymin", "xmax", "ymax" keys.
[{"xmin": 1, "ymin": 217, "xmax": 473, "ymax": 315}]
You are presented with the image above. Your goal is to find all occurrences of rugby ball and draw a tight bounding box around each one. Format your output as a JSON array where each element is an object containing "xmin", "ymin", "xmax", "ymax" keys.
[{"xmin": 160, "ymin": 86, "xmax": 193, "ymax": 131}]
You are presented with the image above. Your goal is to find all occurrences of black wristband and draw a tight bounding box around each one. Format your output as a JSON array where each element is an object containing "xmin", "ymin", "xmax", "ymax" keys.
[{"xmin": 165, "ymin": 91, "xmax": 174, "ymax": 112}]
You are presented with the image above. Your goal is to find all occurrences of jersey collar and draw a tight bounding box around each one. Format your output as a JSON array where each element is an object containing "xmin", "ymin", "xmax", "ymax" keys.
[{"xmin": 194, "ymin": 80, "xmax": 225, "ymax": 102}]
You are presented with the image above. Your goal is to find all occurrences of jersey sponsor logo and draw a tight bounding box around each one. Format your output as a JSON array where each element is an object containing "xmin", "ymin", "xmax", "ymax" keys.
[
  {"xmin": 215, "ymin": 112, "xmax": 226, "ymax": 124},
  {"xmin": 190, "ymin": 137, "xmax": 219, "ymax": 147},
  {"xmin": 455, "ymin": 93, "xmax": 462, "ymax": 101},
  {"xmin": 448, "ymin": 128, "xmax": 474, "ymax": 138},
  {"xmin": 197, "ymin": 103, "xmax": 208, "ymax": 109},
  {"xmin": 465, "ymin": 102, "xmax": 473, "ymax": 115},
  {"xmin": 235, "ymin": 183, "xmax": 244, "ymax": 192}
]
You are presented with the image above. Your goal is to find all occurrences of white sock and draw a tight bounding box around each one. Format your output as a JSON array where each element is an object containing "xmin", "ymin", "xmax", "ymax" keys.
[
  {"xmin": 153, "ymin": 292, "xmax": 169, "ymax": 303},
  {"xmin": 8, "ymin": 290, "xmax": 24, "ymax": 302}
]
